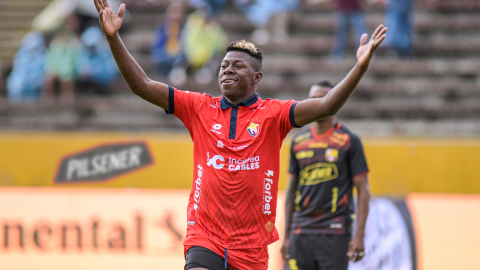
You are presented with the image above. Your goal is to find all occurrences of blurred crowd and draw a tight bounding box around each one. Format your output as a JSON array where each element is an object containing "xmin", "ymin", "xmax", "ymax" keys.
[
  {"xmin": 6, "ymin": 0, "xmax": 414, "ymax": 105},
  {"xmin": 7, "ymin": 8, "xmax": 119, "ymax": 105}
]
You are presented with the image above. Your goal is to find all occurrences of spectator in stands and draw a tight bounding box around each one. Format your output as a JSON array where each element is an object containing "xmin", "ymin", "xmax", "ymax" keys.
[
  {"xmin": 182, "ymin": 7, "xmax": 228, "ymax": 84},
  {"xmin": 383, "ymin": 0, "xmax": 413, "ymax": 57},
  {"xmin": 6, "ymin": 31, "xmax": 47, "ymax": 105},
  {"xmin": 235, "ymin": 0, "xmax": 300, "ymax": 45},
  {"xmin": 43, "ymin": 13, "xmax": 81, "ymax": 104},
  {"xmin": 76, "ymin": 26, "xmax": 119, "ymax": 94},
  {"xmin": 331, "ymin": 0, "xmax": 369, "ymax": 59},
  {"xmin": 151, "ymin": 2, "xmax": 187, "ymax": 85},
  {"xmin": 188, "ymin": 0, "xmax": 229, "ymax": 15}
]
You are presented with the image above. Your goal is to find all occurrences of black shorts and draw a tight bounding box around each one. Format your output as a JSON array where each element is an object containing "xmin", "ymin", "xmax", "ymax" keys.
[
  {"xmin": 185, "ymin": 246, "xmax": 232, "ymax": 270},
  {"xmin": 287, "ymin": 234, "xmax": 350, "ymax": 270}
]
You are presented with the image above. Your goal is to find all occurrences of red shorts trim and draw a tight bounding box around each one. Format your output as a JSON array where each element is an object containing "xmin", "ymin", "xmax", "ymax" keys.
[{"xmin": 184, "ymin": 235, "xmax": 269, "ymax": 270}]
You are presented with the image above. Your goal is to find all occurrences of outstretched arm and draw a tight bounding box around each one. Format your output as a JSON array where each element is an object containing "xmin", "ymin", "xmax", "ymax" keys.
[
  {"xmin": 93, "ymin": 0, "xmax": 170, "ymax": 110},
  {"xmin": 294, "ymin": 25, "xmax": 387, "ymax": 126}
]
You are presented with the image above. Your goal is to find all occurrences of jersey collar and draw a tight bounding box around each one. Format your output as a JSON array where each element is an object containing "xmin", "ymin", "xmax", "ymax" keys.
[
  {"xmin": 310, "ymin": 122, "xmax": 341, "ymax": 140},
  {"xmin": 220, "ymin": 93, "xmax": 259, "ymax": 110}
]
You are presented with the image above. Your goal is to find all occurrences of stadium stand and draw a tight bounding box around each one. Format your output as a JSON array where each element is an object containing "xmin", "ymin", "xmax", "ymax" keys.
[{"xmin": 0, "ymin": 0, "xmax": 479, "ymax": 136}]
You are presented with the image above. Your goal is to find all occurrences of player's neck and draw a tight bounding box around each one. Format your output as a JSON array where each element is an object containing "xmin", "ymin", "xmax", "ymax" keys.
[
  {"xmin": 223, "ymin": 90, "xmax": 257, "ymax": 106},
  {"xmin": 313, "ymin": 117, "xmax": 336, "ymax": 136}
]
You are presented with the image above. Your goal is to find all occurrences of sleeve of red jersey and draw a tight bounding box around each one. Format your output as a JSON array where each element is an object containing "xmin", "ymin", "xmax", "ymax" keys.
[
  {"xmin": 277, "ymin": 99, "xmax": 302, "ymax": 139},
  {"xmin": 164, "ymin": 86, "xmax": 202, "ymax": 132}
]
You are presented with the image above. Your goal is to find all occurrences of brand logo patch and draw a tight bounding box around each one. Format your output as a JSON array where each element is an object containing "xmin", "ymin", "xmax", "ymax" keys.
[
  {"xmin": 325, "ymin": 148, "xmax": 339, "ymax": 162},
  {"xmin": 295, "ymin": 150, "xmax": 314, "ymax": 160},
  {"xmin": 212, "ymin": 124, "xmax": 222, "ymax": 130},
  {"xmin": 206, "ymin": 153, "xmax": 225, "ymax": 169},
  {"xmin": 194, "ymin": 165, "xmax": 204, "ymax": 210},
  {"xmin": 247, "ymin": 123, "xmax": 260, "ymax": 137},
  {"xmin": 54, "ymin": 142, "xmax": 153, "ymax": 183},
  {"xmin": 262, "ymin": 171, "xmax": 274, "ymax": 215},
  {"xmin": 206, "ymin": 153, "xmax": 260, "ymax": 171}
]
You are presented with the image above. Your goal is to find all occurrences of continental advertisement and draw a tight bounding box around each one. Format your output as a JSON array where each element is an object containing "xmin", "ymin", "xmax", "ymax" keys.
[{"xmin": 0, "ymin": 188, "xmax": 479, "ymax": 270}]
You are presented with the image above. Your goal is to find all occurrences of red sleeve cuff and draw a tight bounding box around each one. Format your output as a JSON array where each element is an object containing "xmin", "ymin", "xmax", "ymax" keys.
[{"xmin": 353, "ymin": 171, "xmax": 369, "ymax": 177}]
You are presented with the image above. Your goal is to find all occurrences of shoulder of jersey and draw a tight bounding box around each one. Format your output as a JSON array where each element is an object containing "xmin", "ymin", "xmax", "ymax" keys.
[
  {"xmin": 292, "ymin": 126, "xmax": 312, "ymax": 144},
  {"xmin": 337, "ymin": 124, "xmax": 359, "ymax": 139}
]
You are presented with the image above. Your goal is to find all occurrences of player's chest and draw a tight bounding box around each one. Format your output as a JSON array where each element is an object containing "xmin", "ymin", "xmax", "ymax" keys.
[{"xmin": 197, "ymin": 107, "xmax": 274, "ymax": 143}]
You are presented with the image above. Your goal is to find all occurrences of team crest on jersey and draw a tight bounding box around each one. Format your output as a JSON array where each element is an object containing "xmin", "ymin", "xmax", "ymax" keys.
[
  {"xmin": 247, "ymin": 123, "xmax": 260, "ymax": 137},
  {"xmin": 325, "ymin": 148, "xmax": 339, "ymax": 162},
  {"xmin": 265, "ymin": 221, "xmax": 274, "ymax": 233}
]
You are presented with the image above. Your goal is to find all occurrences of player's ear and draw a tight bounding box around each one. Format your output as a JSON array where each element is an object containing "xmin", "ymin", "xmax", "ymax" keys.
[{"xmin": 253, "ymin": 71, "xmax": 262, "ymax": 84}]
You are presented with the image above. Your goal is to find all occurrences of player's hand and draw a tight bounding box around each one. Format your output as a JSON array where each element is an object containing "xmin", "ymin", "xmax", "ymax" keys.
[
  {"xmin": 356, "ymin": 24, "xmax": 387, "ymax": 70},
  {"xmin": 93, "ymin": 0, "xmax": 125, "ymax": 37},
  {"xmin": 347, "ymin": 234, "xmax": 365, "ymax": 262},
  {"xmin": 280, "ymin": 238, "xmax": 291, "ymax": 265}
]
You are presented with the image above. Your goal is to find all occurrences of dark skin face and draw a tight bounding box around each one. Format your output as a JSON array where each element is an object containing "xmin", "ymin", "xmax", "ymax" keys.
[
  {"xmin": 218, "ymin": 51, "xmax": 262, "ymax": 105},
  {"xmin": 309, "ymin": 85, "xmax": 335, "ymax": 125}
]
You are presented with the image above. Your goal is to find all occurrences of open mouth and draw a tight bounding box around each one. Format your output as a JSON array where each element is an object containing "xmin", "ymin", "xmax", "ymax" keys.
[{"xmin": 222, "ymin": 79, "xmax": 237, "ymax": 85}]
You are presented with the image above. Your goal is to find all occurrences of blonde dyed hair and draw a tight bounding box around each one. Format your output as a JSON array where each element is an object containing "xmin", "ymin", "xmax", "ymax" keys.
[{"xmin": 225, "ymin": 40, "xmax": 263, "ymax": 60}]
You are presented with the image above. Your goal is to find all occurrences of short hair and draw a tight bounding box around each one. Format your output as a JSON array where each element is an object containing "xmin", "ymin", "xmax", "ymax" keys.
[
  {"xmin": 225, "ymin": 40, "xmax": 263, "ymax": 61},
  {"xmin": 315, "ymin": 80, "xmax": 335, "ymax": 89}
]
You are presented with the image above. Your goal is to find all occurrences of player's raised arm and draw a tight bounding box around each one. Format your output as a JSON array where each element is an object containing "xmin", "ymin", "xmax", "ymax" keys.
[
  {"xmin": 293, "ymin": 25, "xmax": 387, "ymax": 127},
  {"xmin": 93, "ymin": 0, "xmax": 170, "ymax": 110}
]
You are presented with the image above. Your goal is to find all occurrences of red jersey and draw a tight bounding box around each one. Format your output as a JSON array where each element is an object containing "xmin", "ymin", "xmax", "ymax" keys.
[{"xmin": 166, "ymin": 87, "xmax": 298, "ymax": 265}]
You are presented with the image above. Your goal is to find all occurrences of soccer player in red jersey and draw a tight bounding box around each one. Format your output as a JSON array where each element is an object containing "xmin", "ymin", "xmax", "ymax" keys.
[
  {"xmin": 93, "ymin": 1, "xmax": 386, "ymax": 269},
  {"xmin": 281, "ymin": 81, "xmax": 370, "ymax": 270}
]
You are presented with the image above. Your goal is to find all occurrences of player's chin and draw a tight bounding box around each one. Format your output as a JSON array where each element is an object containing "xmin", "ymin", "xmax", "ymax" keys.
[{"xmin": 220, "ymin": 85, "xmax": 239, "ymax": 95}]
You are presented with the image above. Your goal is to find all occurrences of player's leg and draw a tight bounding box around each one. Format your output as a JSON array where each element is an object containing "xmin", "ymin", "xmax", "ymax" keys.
[
  {"xmin": 185, "ymin": 246, "xmax": 227, "ymax": 270},
  {"xmin": 315, "ymin": 234, "xmax": 350, "ymax": 270},
  {"xmin": 288, "ymin": 234, "xmax": 316, "ymax": 270}
]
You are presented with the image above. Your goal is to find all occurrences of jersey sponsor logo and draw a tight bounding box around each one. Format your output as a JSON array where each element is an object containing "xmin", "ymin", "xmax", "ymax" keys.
[
  {"xmin": 206, "ymin": 153, "xmax": 260, "ymax": 171},
  {"xmin": 295, "ymin": 150, "xmax": 314, "ymax": 160},
  {"xmin": 210, "ymin": 124, "xmax": 222, "ymax": 135},
  {"xmin": 294, "ymin": 132, "xmax": 311, "ymax": 143},
  {"xmin": 225, "ymin": 144, "xmax": 250, "ymax": 151},
  {"xmin": 228, "ymin": 156, "xmax": 260, "ymax": 171},
  {"xmin": 262, "ymin": 171, "xmax": 274, "ymax": 215},
  {"xmin": 210, "ymin": 129, "xmax": 221, "ymax": 135},
  {"xmin": 55, "ymin": 142, "xmax": 153, "ymax": 183},
  {"xmin": 194, "ymin": 165, "xmax": 204, "ymax": 210},
  {"xmin": 325, "ymin": 148, "xmax": 339, "ymax": 162},
  {"xmin": 329, "ymin": 223, "xmax": 342, "ymax": 229},
  {"xmin": 217, "ymin": 140, "xmax": 224, "ymax": 148},
  {"xmin": 188, "ymin": 221, "xmax": 195, "ymax": 225},
  {"xmin": 299, "ymin": 163, "xmax": 339, "ymax": 186},
  {"xmin": 309, "ymin": 142, "xmax": 328, "ymax": 148},
  {"xmin": 247, "ymin": 122, "xmax": 260, "ymax": 137},
  {"xmin": 206, "ymin": 153, "xmax": 225, "ymax": 169}
]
